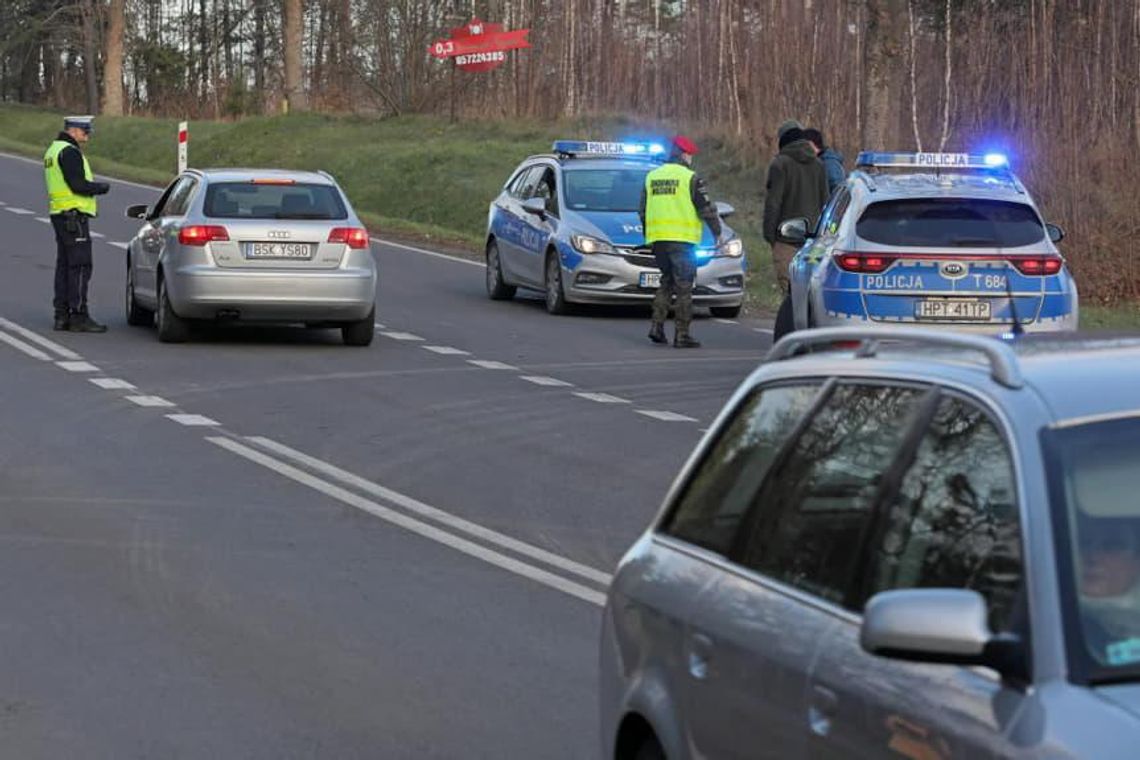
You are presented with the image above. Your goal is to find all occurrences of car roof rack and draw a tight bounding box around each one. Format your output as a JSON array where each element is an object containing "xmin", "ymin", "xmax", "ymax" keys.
[{"xmin": 766, "ymin": 327, "xmax": 1024, "ymax": 389}]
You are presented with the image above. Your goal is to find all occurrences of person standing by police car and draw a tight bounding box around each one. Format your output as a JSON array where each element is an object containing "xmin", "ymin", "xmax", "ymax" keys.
[
  {"xmin": 44, "ymin": 116, "xmax": 110, "ymax": 332},
  {"xmin": 638, "ymin": 135, "xmax": 723, "ymax": 349}
]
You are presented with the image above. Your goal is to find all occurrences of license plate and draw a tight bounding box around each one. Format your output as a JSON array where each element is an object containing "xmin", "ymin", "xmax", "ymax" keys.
[
  {"xmin": 915, "ymin": 299, "xmax": 992, "ymax": 320},
  {"xmin": 639, "ymin": 271, "xmax": 662, "ymax": 288},
  {"xmin": 244, "ymin": 242, "xmax": 314, "ymax": 259}
]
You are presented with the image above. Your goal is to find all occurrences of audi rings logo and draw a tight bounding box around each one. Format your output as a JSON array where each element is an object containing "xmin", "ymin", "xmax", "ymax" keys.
[
  {"xmin": 267, "ymin": 230, "xmax": 291, "ymax": 239},
  {"xmin": 939, "ymin": 261, "xmax": 968, "ymax": 280}
]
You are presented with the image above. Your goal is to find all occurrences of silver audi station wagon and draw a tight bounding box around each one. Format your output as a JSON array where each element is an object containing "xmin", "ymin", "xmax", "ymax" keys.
[
  {"xmin": 601, "ymin": 327, "xmax": 1140, "ymax": 759},
  {"xmin": 124, "ymin": 169, "xmax": 377, "ymax": 345}
]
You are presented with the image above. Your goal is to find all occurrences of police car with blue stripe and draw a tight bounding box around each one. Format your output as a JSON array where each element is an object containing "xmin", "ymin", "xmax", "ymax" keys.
[
  {"xmin": 777, "ymin": 152, "xmax": 1078, "ymax": 336},
  {"xmin": 485, "ymin": 141, "xmax": 746, "ymax": 316}
]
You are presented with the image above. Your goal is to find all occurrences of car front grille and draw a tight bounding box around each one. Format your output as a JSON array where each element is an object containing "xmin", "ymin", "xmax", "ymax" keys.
[{"xmin": 617, "ymin": 247, "xmax": 657, "ymax": 268}]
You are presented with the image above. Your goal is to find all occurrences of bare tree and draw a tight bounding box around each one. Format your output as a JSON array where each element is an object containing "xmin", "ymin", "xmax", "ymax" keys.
[
  {"xmin": 102, "ymin": 0, "xmax": 125, "ymax": 116},
  {"xmin": 283, "ymin": 0, "xmax": 306, "ymax": 111},
  {"xmin": 862, "ymin": 0, "xmax": 907, "ymax": 150}
]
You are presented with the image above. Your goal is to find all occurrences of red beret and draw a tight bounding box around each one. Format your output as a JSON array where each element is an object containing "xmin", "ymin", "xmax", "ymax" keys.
[{"xmin": 672, "ymin": 135, "xmax": 699, "ymax": 156}]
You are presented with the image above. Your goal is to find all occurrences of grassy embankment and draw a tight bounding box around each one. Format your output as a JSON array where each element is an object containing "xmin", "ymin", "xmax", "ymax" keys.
[{"xmin": 1, "ymin": 104, "xmax": 1134, "ymax": 326}]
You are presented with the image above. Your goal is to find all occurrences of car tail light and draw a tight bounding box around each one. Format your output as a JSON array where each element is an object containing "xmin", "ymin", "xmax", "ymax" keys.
[
  {"xmin": 833, "ymin": 251, "xmax": 897, "ymax": 274},
  {"xmin": 178, "ymin": 225, "xmax": 230, "ymax": 246},
  {"xmin": 328, "ymin": 227, "xmax": 369, "ymax": 249},
  {"xmin": 250, "ymin": 178, "xmax": 296, "ymax": 185},
  {"xmin": 1008, "ymin": 255, "xmax": 1063, "ymax": 276}
]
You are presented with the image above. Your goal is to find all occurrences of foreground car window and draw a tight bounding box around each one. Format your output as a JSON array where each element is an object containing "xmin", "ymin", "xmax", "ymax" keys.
[
  {"xmin": 857, "ymin": 198, "xmax": 1045, "ymax": 248},
  {"xmin": 663, "ymin": 383, "xmax": 823, "ymax": 555},
  {"xmin": 1046, "ymin": 416, "xmax": 1140, "ymax": 680},
  {"xmin": 861, "ymin": 396, "xmax": 1022, "ymax": 630},
  {"xmin": 563, "ymin": 169, "xmax": 646, "ymax": 212},
  {"xmin": 204, "ymin": 182, "xmax": 348, "ymax": 220}
]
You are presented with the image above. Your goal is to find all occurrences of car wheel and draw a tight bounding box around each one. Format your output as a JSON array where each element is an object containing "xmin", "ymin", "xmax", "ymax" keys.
[
  {"xmin": 772, "ymin": 292, "xmax": 794, "ymax": 341},
  {"xmin": 125, "ymin": 262, "xmax": 154, "ymax": 327},
  {"xmin": 544, "ymin": 251, "xmax": 570, "ymax": 315},
  {"xmin": 342, "ymin": 307, "xmax": 375, "ymax": 346},
  {"xmin": 156, "ymin": 278, "xmax": 190, "ymax": 343},
  {"xmin": 710, "ymin": 304, "xmax": 742, "ymax": 319},
  {"xmin": 485, "ymin": 241, "xmax": 516, "ymax": 301}
]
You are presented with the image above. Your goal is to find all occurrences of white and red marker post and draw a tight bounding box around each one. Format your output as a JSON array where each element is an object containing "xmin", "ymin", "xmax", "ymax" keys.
[{"xmin": 177, "ymin": 121, "xmax": 188, "ymax": 173}]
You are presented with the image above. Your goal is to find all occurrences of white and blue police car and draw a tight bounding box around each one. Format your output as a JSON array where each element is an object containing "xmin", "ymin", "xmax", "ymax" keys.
[
  {"xmin": 776, "ymin": 152, "xmax": 1078, "ymax": 337},
  {"xmin": 485, "ymin": 140, "xmax": 746, "ymax": 316}
]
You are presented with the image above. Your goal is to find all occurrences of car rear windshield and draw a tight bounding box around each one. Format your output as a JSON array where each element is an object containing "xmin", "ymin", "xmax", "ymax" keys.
[
  {"xmin": 204, "ymin": 182, "xmax": 348, "ymax": 220},
  {"xmin": 563, "ymin": 168, "xmax": 647, "ymax": 212},
  {"xmin": 1045, "ymin": 417, "xmax": 1140, "ymax": 683},
  {"xmin": 857, "ymin": 198, "xmax": 1045, "ymax": 247}
]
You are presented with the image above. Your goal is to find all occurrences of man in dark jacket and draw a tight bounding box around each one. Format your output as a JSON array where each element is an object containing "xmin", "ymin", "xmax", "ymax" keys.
[
  {"xmin": 804, "ymin": 128, "xmax": 846, "ymax": 195},
  {"xmin": 43, "ymin": 115, "xmax": 111, "ymax": 331},
  {"xmin": 762, "ymin": 123, "xmax": 829, "ymax": 295}
]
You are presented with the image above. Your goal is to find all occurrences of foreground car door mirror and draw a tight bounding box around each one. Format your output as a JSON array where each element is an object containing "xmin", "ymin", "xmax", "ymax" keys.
[
  {"xmin": 715, "ymin": 201, "xmax": 736, "ymax": 218},
  {"xmin": 522, "ymin": 197, "xmax": 547, "ymax": 217},
  {"xmin": 1046, "ymin": 223, "xmax": 1065, "ymax": 243},
  {"xmin": 777, "ymin": 217, "xmax": 810, "ymax": 245},
  {"xmin": 125, "ymin": 204, "xmax": 149, "ymax": 220}
]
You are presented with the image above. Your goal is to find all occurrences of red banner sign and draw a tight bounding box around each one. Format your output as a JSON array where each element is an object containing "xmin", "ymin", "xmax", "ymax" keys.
[{"xmin": 428, "ymin": 19, "xmax": 531, "ymax": 73}]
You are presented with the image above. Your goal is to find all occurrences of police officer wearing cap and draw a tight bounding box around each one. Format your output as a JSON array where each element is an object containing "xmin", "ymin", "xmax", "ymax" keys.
[
  {"xmin": 638, "ymin": 135, "xmax": 723, "ymax": 348},
  {"xmin": 43, "ymin": 116, "xmax": 111, "ymax": 332}
]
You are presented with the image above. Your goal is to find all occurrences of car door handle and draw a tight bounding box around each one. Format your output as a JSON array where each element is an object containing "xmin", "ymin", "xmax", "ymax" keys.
[
  {"xmin": 687, "ymin": 632, "xmax": 714, "ymax": 680},
  {"xmin": 808, "ymin": 684, "xmax": 838, "ymax": 737}
]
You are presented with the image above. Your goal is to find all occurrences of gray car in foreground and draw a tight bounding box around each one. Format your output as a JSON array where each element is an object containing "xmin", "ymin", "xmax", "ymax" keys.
[
  {"xmin": 124, "ymin": 169, "xmax": 376, "ymax": 345},
  {"xmin": 601, "ymin": 327, "xmax": 1140, "ymax": 759}
]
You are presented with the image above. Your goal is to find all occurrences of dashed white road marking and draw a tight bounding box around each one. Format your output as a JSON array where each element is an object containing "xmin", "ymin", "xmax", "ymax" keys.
[
  {"xmin": 379, "ymin": 331, "xmax": 424, "ymax": 342},
  {"xmin": 166, "ymin": 414, "xmax": 219, "ymax": 426},
  {"xmin": 373, "ymin": 322, "xmax": 386, "ymax": 329},
  {"xmin": 125, "ymin": 395, "xmax": 175, "ymax": 408},
  {"xmin": 108, "ymin": 242, "xmax": 129, "ymax": 250},
  {"xmin": 573, "ymin": 391, "xmax": 631, "ymax": 404},
  {"xmin": 35, "ymin": 216, "xmax": 50, "ymax": 224},
  {"xmin": 0, "ymin": 317, "xmax": 81, "ymax": 359},
  {"xmin": 211, "ymin": 436, "xmax": 605, "ymax": 606},
  {"xmin": 90, "ymin": 378, "xmax": 137, "ymax": 390},
  {"xmin": 468, "ymin": 359, "xmax": 518, "ymax": 370},
  {"xmin": 0, "ymin": 200, "xmax": 6, "ymax": 205},
  {"xmin": 520, "ymin": 375, "xmax": 574, "ymax": 387},
  {"xmin": 636, "ymin": 410, "xmax": 699, "ymax": 422},
  {"xmin": 0, "ymin": 331, "xmax": 52, "ymax": 360},
  {"xmin": 57, "ymin": 360, "xmax": 99, "ymax": 373},
  {"xmin": 5, "ymin": 207, "xmax": 35, "ymax": 215},
  {"xmin": 247, "ymin": 436, "xmax": 612, "ymax": 586},
  {"xmin": 423, "ymin": 345, "xmax": 471, "ymax": 356},
  {"xmin": 714, "ymin": 318, "xmax": 739, "ymax": 325},
  {"xmin": 90, "ymin": 231, "xmax": 105, "ymax": 239}
]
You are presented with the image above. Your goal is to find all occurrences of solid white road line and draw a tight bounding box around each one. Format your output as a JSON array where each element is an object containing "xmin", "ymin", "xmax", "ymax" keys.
[
  {"xmin": 375, "ymin": 238, "xmax": 484, "ymax": 268},
  {"xmin": 0, "ymin": 318, "xmax": 82, "ymax": 359},
  {"xmin": 636, "ymin": 410, "xmax": 699, "ymax": 423},
  {"xmin": 125, "ymin": 395, "xmax": 175, "ymax": 408},
  {"xmin": 247, "ymin": 436, "xmax": 613, "ymax": 586},
  {"xmin": 468, "ymin": 359, "xmax": 517, "ymax": 370},
  {"xmin": 423, "ymin": 345, "xmax": 471, "ymax": 356},
  {"xmin": 5, "ymin": 207, "xmax": 35, "ymax": 215},
  {"xmin": 0, "ymin": 152, "xmax": 160, "ymax": 191},
  {"xmin": 90, "ymin": 232, "xmax": 105, "ymax": 238},
  {"xmin": 165, "ymin": 414, "xmax": 219, "ymax": 426},
  {"xmin": 379, "ymin": 331, "xmax": 424, "ymax": 342},
  {"xmin": 519, "ymin": 375, "xmax": 574, "ymax": 387},
  {"xmin": 108, "ymin": 242, "xmax": 129, "ymax": 250},
  {"xmin": 57, "ymin": 361, "xmax": 99, "ymax": 373},
  {"xmin": 89, "ymin": 378, "xmax": 137, "ymax": 390},
  {"xmin": 35, "ymin": 216, "xmax": 50, "ymax": 224},
  {"xmin": 573, "ymin": 392, "xmax": 631, "ymax": 404},
  {"xmin": 0, "ymin": 331, "xmax": 52, "ymax": 360},
  {"xmin": 211, "ymin": 437, "xmax": 606, "ymax": 606}
]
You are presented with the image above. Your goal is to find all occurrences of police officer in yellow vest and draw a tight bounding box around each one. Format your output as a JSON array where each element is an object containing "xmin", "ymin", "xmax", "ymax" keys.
[
  {"xmin": 44, "ymin": 116, "xmax": 110, "ymax": 332},
  {"xmin": 638, "ymin": 135, "xmax": 723, "ymax": 348}
]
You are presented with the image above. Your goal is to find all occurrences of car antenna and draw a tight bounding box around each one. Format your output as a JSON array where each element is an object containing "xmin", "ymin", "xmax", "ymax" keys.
[{"xmin": 1005, "ymin": 278, "xmax": 1025, "ymax": 338}]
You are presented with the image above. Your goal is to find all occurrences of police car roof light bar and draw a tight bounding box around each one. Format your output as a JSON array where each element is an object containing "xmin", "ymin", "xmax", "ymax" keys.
[
  {"xmin": 854, "ymin": 152, "xmax": 1013, "ymax": 172},
  {"xmin": 767, "ymin": 326, "xmax": 1024, "ymax": 389},
  {"xmin": 552, "ymin": 140, "xmax": 668, "ymax": 160}
]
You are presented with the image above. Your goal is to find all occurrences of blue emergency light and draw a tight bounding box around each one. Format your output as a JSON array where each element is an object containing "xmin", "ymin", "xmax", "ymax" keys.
[
  {"xmin": 553, "ymin": 140, "xmax": 668, "ymax": 159},
  {"xmin": 855, "ymin": 151, "xmax": 1011, "ymax": 171}
]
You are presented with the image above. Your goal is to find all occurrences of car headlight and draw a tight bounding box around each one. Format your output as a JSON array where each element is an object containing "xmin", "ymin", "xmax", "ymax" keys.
[
  {"xmin": 719, "ymin": 238, "xmax": 744, "ymax": 257},
  {"xmin": 571, "ymin": 234, "xmax": 616, "ymax": 255}
]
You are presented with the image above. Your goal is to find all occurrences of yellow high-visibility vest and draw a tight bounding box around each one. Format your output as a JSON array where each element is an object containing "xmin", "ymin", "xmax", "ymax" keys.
[
  {"xmin": 44, "ymin": 140, "xmax": 97, "ymax": 216},
  {"xmin": 644, "ymin": 162, "xmax": 702, "ymax": 244}
]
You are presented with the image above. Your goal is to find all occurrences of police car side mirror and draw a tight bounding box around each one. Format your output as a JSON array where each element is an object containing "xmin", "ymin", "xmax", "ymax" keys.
[
  {"xmin": 1046, "ymin": 223, "xmax": 1065, "ymax": 243},
  {"xmin": 777, "ymin": 217, "xmax": 810, "ymax": 245},
  {"xmin": 715, "ymin": 201, "xmax": 735, "ymax": 218},
  {"xmin": 522, "ymin": 197, "xmax": 547, "ymax": 218},
  {"xmin": 125, "ymin": 204, "xmax": 149, "ymax": 220}
]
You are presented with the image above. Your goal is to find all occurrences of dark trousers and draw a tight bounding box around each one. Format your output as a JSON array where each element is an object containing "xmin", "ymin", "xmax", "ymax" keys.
[
  {"xmin": 50, "ymin": 213, "xmax": 94, "ymax": 315},
  {"xmin": 650, "ymin": 242, "xmax": 697, "ymax": 335}
]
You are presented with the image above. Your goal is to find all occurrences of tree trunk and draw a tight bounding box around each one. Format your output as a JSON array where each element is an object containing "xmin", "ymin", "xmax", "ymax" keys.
[
  {"xmin": 862, "ymin": 0, "xmax": 907, "ymax": 150},
  {"xmin": 81, "ymin": 0, "xmax": 100, "ymax": 114},
  {"xmin": 103, "ymin": 0, "xmax": 126, "ymax": 116},
  {"xmin": 283, "ymin": 0, "xmax": 307, "ymax": 111}
]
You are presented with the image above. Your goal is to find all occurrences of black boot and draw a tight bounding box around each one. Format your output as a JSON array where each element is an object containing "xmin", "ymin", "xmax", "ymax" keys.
[
  {"xmin": 647, "ymin": 323, "xmax": 667, "ymax": 344},
  {"xmin": 53, "ymin": 311, "xmax": 69, "ymax": 331},
  {"xmin": 69, "ymin": 312, "xmax": 108, "ymax": 333},
  {"xmin": 674, "ymin": 333, "xmax": 701, "ymax": 349}
]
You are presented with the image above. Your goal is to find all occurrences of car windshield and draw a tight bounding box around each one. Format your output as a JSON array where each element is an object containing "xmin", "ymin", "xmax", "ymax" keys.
[
  {"xmin": 857, "ymin": 198, "xmax": 1046, "ymax": 247},
  {"xmin": 204, "ymin": 182, "xmax": 348, "ymax": 220},
  {"xmin": 563, "ymin": 168, "xmax": 647, "ymax": 212},
  {"xmin": 1045, "ymin": 416, "xmax": 1140, "ymax": 682}
]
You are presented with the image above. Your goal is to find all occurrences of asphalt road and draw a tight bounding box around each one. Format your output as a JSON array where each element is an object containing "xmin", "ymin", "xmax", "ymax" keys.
[{"xmin": 0, "ymin": 151, "xmax": 772, "ymax": 758}]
